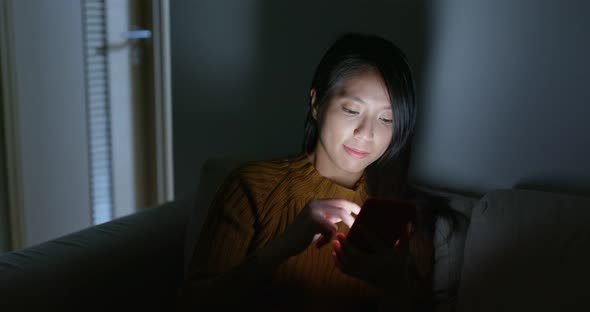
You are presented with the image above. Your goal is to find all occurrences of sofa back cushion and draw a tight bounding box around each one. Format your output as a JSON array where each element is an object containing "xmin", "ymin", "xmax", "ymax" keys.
[
  {"xmin": 183, "ymin": 157, "xmax": 247, "ymax": 274},
  {"xmin": 457, "ymin": 189, "xmax": 590, "ymax": 311},
  {"xmin": 412, "ymin": 184, "xmax": 477, "ymax": 311}
]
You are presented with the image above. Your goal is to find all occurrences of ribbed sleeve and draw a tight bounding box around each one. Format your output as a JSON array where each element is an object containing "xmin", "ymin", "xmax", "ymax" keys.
[{"xmin": 187, "ymin": 169, "xmax": 257, "ymax": 277}]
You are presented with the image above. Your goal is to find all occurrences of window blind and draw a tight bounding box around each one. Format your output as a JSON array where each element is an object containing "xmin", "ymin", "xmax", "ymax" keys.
[{"xmin": 82, "ymin": 0, "xmax": 114, "ymax": 225}]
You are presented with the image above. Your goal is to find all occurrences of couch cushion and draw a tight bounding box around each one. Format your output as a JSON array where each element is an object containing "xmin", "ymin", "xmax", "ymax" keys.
[
  {"xmin": 457, "ymin": 189, "xmax": 590, "ymax": 311},
  {"xmin": 411, "ymin": 184, "xmax": 477, "ymax": 311}
]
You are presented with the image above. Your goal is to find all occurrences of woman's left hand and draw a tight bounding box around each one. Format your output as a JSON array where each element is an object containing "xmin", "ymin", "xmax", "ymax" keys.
[{"xmin": 331, "ymin": 225, "xmax": 411, "ymax": 291}]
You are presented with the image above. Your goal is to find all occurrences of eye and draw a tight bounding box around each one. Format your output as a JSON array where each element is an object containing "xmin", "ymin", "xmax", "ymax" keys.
[
  {"xmin": 380, "ymin": 117, "xmax": 393, "ymax": 124},
  {"xmin": 342, "ymin": 107, "xmax": 359, "ymax": 115}
]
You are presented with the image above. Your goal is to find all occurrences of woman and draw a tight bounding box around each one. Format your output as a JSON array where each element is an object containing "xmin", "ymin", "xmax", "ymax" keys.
[{"xmin": 177, "ymin": 33, "xmax": 439, "ymax": 311}]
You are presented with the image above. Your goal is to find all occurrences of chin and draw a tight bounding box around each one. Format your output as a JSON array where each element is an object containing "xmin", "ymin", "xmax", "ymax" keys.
[{"xmin": 340, "ymin": 159, "xmax": 370, "ymax": 174}]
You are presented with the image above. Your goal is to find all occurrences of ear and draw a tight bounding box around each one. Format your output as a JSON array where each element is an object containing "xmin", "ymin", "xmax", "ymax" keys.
[{"xmin": 310, "ymin": 89, "xmax": 318, "ymax": 120}]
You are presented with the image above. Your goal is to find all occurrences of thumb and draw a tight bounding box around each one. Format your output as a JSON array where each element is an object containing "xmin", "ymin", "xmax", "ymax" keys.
[
  {"xmin": 312, "ymin": 233, "xmax": 322, "ymax": 244},
  {"xmin": 312, "ymin": 215, "xmax": 338, "ymax": 246},
  {"xmin": 315, "ymin": 227, "xmax": 337, "ymax": 249}
]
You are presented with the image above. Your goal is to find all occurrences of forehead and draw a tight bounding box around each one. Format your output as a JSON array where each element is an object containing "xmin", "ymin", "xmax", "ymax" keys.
[{"xmin": 332, "ymin": 69, "xmax": 391, "ymax": 106}]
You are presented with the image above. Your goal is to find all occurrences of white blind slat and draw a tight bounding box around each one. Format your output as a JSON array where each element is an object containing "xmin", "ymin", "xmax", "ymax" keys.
[{"xmin": 83, "ymin": 0, "xmax": 113, "ymax": 225}]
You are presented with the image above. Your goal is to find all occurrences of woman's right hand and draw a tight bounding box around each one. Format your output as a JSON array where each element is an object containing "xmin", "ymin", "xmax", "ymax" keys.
[{"xmin": 274, "ymin": 199, "xmax": 361, "ymax": 258}]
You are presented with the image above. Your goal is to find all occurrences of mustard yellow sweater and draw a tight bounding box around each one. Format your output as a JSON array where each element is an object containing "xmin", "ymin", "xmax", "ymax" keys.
[{"xmin": 184, "ymin": 154, "xmax": 386, "ymax": 310}]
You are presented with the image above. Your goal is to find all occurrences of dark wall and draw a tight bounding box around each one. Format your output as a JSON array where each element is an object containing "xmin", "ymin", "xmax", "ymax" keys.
[{"xmin": 408, "ymin": 0, "xmax": 590, "ymax": 196}]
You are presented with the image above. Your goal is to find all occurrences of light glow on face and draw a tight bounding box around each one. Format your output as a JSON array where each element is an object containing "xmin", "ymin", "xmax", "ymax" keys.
[{"xmin": 312, "ymin": 69, "xmax": 393, "ymax": 180}]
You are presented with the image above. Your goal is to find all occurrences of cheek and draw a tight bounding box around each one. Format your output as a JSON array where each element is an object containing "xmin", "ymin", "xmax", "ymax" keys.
[
  {"xmin": 319, "ymin": 115, "xmax": 350, "ymax": 142},
  {"xmin": 376, "ymin": 128, "xmax": 393, "ymax": 153}
]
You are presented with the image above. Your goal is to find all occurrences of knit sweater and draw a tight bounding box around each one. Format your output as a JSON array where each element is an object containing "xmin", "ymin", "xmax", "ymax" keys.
[{"xmin": 185, "ymin": 153, "xmax": 385, "ymax": 310}]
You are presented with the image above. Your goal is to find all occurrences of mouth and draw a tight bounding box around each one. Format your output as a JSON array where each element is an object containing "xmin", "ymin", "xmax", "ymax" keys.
[{"xmin": 343, "ymin": 145, "xmax": 369, "ymax": 159}]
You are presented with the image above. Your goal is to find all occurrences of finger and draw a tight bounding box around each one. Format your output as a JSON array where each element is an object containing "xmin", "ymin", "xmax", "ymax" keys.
[
  {"xmin": 315, "ymin": 233, "xmax": 333, "ymax": 249},
  {"xmin": 331, "ymin": 240, "xmax": 348, "ymax": 273},
  {"xmin": 336, "ymin": 233, "xmax": 349, "ymax": 255},
  {"xmin": 335, "ymin": 232, "xmax": 347, "ymax": 242},
  {"xmin": 312, "ymin": 211, "xmax": 339, "ymax": 233},
  {"xmin": 319, "ymin": 206, "xmax": 355, "ymax": 228},
  {"xmin": 319, "ymin": 199, "xmax": 361, "ymax": 215},
  {"xmin": 324, "ymin": 216, "xmax": 342, "ymax": 224},
  {"xmin": 331, "ymin": 238, "xmax": 342, "ymax": 253},
  {"xmin": 312, "ymin": 233, "xmax": 322, "ymax": 243},
  {"xmin": 313, "ymin": 217, "xmax": 338, "ymax": 249}
]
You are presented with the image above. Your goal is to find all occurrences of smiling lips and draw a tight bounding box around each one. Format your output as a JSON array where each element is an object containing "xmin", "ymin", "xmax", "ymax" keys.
[{"xmin": 343, "ymin": 145, "xmax": 369, "ymax": 159}]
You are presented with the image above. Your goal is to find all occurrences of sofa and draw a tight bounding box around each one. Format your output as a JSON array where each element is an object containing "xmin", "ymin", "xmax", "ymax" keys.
[
  {"xmin": 1, "ymin": 157, "xmax": 589, "ymax": 311},
  {"xmin": 0, "ymin": 196, "xmax": 191, "ymax": 311},
  {"xmin": 427, "ymin": 187, "xmax": 590, "ymax": 311}
]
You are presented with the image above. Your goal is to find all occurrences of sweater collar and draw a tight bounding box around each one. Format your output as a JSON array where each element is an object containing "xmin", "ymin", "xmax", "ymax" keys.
[{"xmin": 291, "ymin": 153, "xmax": 368, "ymax": 197}]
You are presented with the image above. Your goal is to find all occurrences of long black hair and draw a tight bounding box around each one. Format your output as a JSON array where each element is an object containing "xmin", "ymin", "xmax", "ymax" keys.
[
  {"xmin": 302, "ymin": 33, "xmax": 417, "ymax": 166},
  {"xmin": 302, "ymin": 33, "xmax": 458, "ymax": 307}
]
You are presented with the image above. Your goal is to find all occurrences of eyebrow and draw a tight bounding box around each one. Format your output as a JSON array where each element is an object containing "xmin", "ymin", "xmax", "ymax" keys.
[{"xmin": 341, "ymin": 95, "xmax": 392, "ymax": 110}]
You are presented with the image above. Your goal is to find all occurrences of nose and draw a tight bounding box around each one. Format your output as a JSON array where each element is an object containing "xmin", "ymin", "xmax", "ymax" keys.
[{"xmin": 353, "ymin": 118, "xmax": 374, "ymax": 141}]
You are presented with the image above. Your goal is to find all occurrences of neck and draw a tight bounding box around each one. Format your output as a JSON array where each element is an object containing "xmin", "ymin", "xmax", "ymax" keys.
[{"xmin": 307, "ymin": 152, "xmax": 363, "ymax": 189}]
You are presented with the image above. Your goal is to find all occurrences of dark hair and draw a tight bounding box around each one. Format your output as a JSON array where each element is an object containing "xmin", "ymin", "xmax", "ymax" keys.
[
  {"xmin": 302, "ymin": 33, "xmax": 417, "ymax": 165},
  {"xmin": 300, "ymin": 34, "xmax": 458, "ymax": 305}
]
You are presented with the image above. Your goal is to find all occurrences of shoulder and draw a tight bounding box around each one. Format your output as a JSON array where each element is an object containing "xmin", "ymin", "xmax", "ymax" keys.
[
  {"xmin": 234, "ymin": 156, "xmax": 292, "ymax": 177},
  {"xmin": 230, "ymin": 155, "xmax": 295, "ymax": 181},
  {"xmin": 221, "ymin": 154, "xmax": 303, "ymax": 200}
]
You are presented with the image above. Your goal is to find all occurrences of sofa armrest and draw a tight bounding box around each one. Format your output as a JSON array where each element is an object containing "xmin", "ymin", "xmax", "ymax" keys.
[{"xmin": 0, "ymin": 199, "xmax": 190, "ymax": 310}]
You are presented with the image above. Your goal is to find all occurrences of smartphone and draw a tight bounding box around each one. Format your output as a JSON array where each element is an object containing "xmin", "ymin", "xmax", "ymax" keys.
[{"xmin": 346, "ymin": 197, "xmax": 416, "ymax": 252}]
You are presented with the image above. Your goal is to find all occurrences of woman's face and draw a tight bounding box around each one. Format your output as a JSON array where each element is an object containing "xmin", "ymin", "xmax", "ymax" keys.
[{"xmin": 312, "ymin": 69, "xmax": 393, "ymax": 178}]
